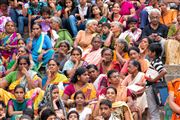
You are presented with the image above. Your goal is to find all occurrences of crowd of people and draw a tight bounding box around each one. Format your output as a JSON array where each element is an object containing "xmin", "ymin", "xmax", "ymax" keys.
[{"xmin": 0, "ymin": 0, "xmax": 180, "ymax": 119}]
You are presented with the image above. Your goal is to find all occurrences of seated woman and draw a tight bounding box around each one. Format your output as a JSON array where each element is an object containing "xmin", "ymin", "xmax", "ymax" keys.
[
  {"xmin": 82, "ymin": 35, "xmax": 103, "ymax": 65},
  {"xmin": 98, "ymin": 48, "xmax": 121, "ymax": 74},
  {"xmin": 62, "ymin": 67, "xmax": 97, "ymax": 103},
  {"xmin": 54, "ymin": 40, "xmax": 71, "ymax": 71},
  {"xmin": 6, "ymin": 46, "xmax": 34, "ymax": 75},
  {"xmin": 49, "ymin": 16, "xmax": 73, "ymax": 48},
  {"xmin": 69, "ymin": 91, "xmax": 92, "ymax": 120},
  {"xmin": 113, "ymin": 39, "xmax": 129, "ymax": 66},
  {"xmin": 27, "ymin": 23, "xmax": 54, "ymax": 69},
  {"xmin": 39, "ymin": 84, "xmax": 66, "ymax": 119},
  {"xmin": 74, "ymin": 19, "xmax": 98, "ymax": 51},
  {"xmin": 7, "ymin": 85, "xmax": 33, "ymax": 120},
  {"xmin": 86, "ymin": 64, "xmax": 108, "ymax": 96},
  {"xmin": 120, "ymin": 46, "xmax": 149, "ymax": 78},
  {"xmin": 122, "ymin": 60, "xmax": 148, "ymax": 120},
  {"xmin": 138, "ymin": 37, "xmax": 153, "ymax": 59},
  {"xmin": 0, "ymin": 21, "xmax": 21, "ymax": 64},
  {"xmin": 168, "ymin": 11, "xmax": 180, "ymax": 38},
  {"xmin": 62, "ymin": 47, "xmax": 88, "ymax": 78},
  {"xmin": 168, "ymin": 78, "xmax": 180, "ymax": 120},
  {"xmin": 42, "ymin": 59, "xmax": 68, "ymax": 89},
  {"xmin": 0, "ymin": 56, "xmax": 42, "ymax": 92}
]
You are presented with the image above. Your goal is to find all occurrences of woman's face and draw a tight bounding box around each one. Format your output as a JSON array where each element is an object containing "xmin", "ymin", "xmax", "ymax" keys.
[
  {"xmin": 14, "ymin": 88, "xmax": 25, "ymax": 102},
  {"xmin": 177, "ymin": 14, "xmax": 180, "ymax": 24},
  {"xmin": 59, "ymin": 43, "xmax": 69, "ymax": 54},
  {"xmin": 65, "ymin": 0, "xmax": 73, "ymax": 8},
  {"xmin": 109, "ymin": 72, "xmax": 120, "ymax": 85},
  {"xmin": 110, "ymin": 23, "xmax": 120, "ymax": 33},
  {"xmin": 47, "ymin": 115, "xmax": 56, "ymax": 120},
  {"xmin": 50, "ymin": 20, "xmax": 59, "ymax": 30},
  {"xmin": 88, "ymin": 68, "xmax": 99, "ymax": 81},
  {"xmin": 18, "ymin": 40, "xmax": 26, "ymax": 48},
  {"xmin": 52, "ymin": 88, "xmax": 59, "ymax": 100},
  {"xmin": 159, "ymin": 3, "xmax": 166, "ymax": 12},
  {"xmin": 91, "ymin": 37, "xmax": 102, "ymax": 50},
  {"xmin": 92, "ymin": 6, "xmax": 101, "ymax": 15},
  {"xmin": 32, "ymin": 24, "xmax": 41, "ymax": 37},
  {"xmin": 48, "ymin": 60, "xmax": 59, "ymax": 73},
  {"xmin": 139, "ymin": 38, "xmax": 149, "ymax": 50},
  {"xmin": 115, "ymin": 41, "xmax": 125, "ymax": 53},
  {"xmin": 88, "ymin": 22, "xmax": 98, "ymax": 33},
  {"xmin": 129, "ymin": 50, "xmax": 140, "ymax": 60},
  {"xmin": 18, "ymin": 47, "xmax": 27, "ymax": 56},
  {"xmin": 68, "ymin": 113, "xmax": 78, "ymax": 120},
  {"xmin": 5, "ymin": 22, "xmax": 15, "ymax": 33},
  {"xmin": 106, "ymin": 88, "xmax": 116, "ymax": 102},
  {"xmin": 75, "ymin": 94, "xmax": 85, "ymax": 105},
  {"xmin": 102, "ymin": 50, "xmax": 113, "ymax": 62},
  {"xmin": 112, "ymin": 3, "xmax": 120, "ymax": 13},
  {"xmin": 78, "ymin": 71, "xmax": 89, "ymax": 83},
  {"xmin": 71, "ymin": 50, "xmax": 82, "ymax": 62},
  {"xmin": 18, "ymin": 58, "xmax": 29, "ymax": 71},
  {"xmin": 127, "ymin": 61, "xmax": 138, "ymax": 74}
]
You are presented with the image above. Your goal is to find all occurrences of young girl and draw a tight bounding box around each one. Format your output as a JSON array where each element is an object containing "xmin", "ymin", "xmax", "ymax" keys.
[
  {"xmin": 91, "ymin": 4, "xmax": 107, "ymax": 24},
  {"xmin": 7, "ymin": 85, "xmax": 33, "ymax": 120},
  {"xmin": 48, "ymin": 0, "xmax": 62, "ymax": 17},
  {"xmin": 69, "ymin": 91, "xmax": 92, "ymax": 120},
  {"xmin": 35, "ymin": 6, "xmax": 51, "ymax": 33}
]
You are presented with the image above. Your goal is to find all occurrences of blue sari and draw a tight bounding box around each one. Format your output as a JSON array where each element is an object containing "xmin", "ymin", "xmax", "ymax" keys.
[{"xmin": 28, "ymin": 34, "xmax": 54, "ymax": 68}]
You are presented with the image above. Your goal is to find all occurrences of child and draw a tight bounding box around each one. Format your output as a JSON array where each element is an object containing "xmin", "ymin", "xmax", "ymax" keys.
[
  {"xmin": 67, "ymin": 110, "xmax": 79, "ymax": 120},
  {"xmin": 146, "ymin": 43, "xmax": 167, "ymax": 120},
  {"xmin": 69, "ymin": 91, "xmax": 92, "ymax": 120},
  {"xmin": 35, "ymin": 6, "xmax": 51, "ymax": 33},
  {"xmin": 0, "ymin": 101, "xmax": 6, "ymax": 120},
  {"xmin": 101, "ymin": 22, "xmax": 111, "ymax": 41},
  {"xmin": 48, "ymin": 0, "xmax": 62, "ymax": 17}
]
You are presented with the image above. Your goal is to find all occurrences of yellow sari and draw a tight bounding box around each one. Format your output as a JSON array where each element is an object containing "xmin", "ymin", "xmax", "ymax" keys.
[{"xmin": 70, "ymin": 83, "xmax": 97, "ymax": 101}]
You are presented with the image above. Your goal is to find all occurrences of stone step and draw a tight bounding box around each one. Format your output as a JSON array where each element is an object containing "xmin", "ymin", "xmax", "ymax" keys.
[
  {"xmin": 165, "ymin": 75, "xmax": 180, "ymax": 82},
  {"xmin": 165, "ymin": 65, "xmax": 180, "ymax": 75}
]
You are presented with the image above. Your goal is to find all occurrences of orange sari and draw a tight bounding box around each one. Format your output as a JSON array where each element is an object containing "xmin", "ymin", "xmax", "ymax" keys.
[{"xmin": 168, "ymin": 78, "xmax": 180, "ymax": 120}]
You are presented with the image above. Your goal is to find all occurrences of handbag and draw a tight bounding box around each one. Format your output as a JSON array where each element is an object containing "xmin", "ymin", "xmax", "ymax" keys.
[{"xmin": 152, "ymin": 80, "xmax": 169, "ymax": 106}]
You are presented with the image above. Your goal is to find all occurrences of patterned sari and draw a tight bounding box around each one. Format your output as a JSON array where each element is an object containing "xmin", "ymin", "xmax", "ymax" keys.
[{"xmin": 0, "ymin": 32, "xmax": 18, "ymax": 60}]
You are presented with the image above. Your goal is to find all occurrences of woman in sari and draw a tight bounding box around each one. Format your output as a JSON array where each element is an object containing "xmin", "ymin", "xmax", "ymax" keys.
[
  {"xmin": 7, "ymin": 85, "xmax": 33, "ymax": 120},
  {"xmin": 42, "ymin": 59, "xmax": 68, "ymax": 90},
  {"xmin": 122, "ymin": 60, "xmax": 147, "ymax": 120},
  {"xmin": 62, "ymin": 47, "xmax": 88, "ymax": 78},
  {"xmin": 0, "ymin": 56, "xmax": 42, "ymax": 92},
  {"xmin": 168, "ymin": 78, "xmax": 180, "ymax": 120},
  {"xmin": 74, "ymin": 19, "xmax": 98, "ymax": 51},
  {"xmin": 82, "ymin": 34, "xmax": 103, "ymax": 65},
  {"xmin": 138, "ymin": 37, "xmax": 153, "ymax": 59},
  {"xmin": 0, "ymin": 21, "xmax": 21, "ymax": 63},
  {"xmin": 62, "ymin": 67, "xmax": 97, "ymax": 104},
  {"xmin": 120, "ymin": 46, "xmax": 149, "ymax": 78},
  {"xmin": 87, "ymin": 64, "xmax": 108, "ymax": 96},
  {"xmin": 98, "ymin": 48, "xmax": 121, "ymax": 74},
  {"xmin": 39, "ymin": 84, "xmax": 67, "ymax": 119},
  {"xmin": 27, "ymin": 23, "xmax": 55, "ymax": 69}
]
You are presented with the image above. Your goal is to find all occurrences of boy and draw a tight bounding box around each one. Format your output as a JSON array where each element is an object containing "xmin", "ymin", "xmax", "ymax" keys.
[
  {"xmin": 99, "ymin": 99, "xmax": 119, "ymax": 120},
  {"xmin": 146, "ymin": 43, "xmax": 167, "ymax": 120}
]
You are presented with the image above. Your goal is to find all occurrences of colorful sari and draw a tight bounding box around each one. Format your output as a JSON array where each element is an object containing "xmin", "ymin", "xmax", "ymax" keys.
[
  {"xmin": 0, "ymin": 32, "xmax": 18, "ymax": 60},
  {"xmin": 64, "ymin": 83, "xmax": 97, "ymax": 101},
  {"xmin": 29, "ymin": 33, "xmax": 54, "ymax": 68},
  {"xmin": 168, "ymin": 78, "xmax": 180, "ymax": 120}
]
